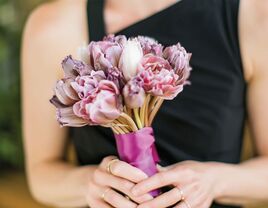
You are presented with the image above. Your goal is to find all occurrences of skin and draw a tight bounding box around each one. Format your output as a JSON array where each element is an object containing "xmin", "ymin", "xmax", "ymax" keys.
[{"xmin": 22, "ymin": 0, "xmax": 268, "ymax": 207}]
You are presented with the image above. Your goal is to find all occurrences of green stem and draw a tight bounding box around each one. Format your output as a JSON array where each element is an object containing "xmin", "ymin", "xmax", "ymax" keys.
[{"xmin": 134, "ymin": 108, "xmax": 143, "ymax": 129}]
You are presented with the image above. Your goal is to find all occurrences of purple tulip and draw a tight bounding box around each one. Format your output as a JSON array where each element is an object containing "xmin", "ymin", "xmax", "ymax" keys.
[
  {"xmin": 71, "ymin": 70, "xmax": 106, "ymax": 99},
  {"xmin": 103, "ymin": 34, "xmax": 127, "ymax": 47},
  {"xmin": 163, "ymin": 43, "xmax": 192, "ymax": 84},
  {"xmin": 56, "ymin": 106, "xmax": 88, "ymax": 127},
  {"xmin": 54, "ymin": 78, "xmax": 79, "ymax": 106},
  {"xmin": 88, "ymin": 40, "xmax": 123, "ymax": 71},
  {"xmin": 135, "ymin": 36, "xmax": 163, "ymax": 56},
  {"xmin": 62, "ymin": 55, "xmax": 92, "ymax": 78}
]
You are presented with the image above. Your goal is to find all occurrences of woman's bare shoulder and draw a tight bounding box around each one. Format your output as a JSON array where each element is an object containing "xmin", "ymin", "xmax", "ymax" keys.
[
  {"xmin": 23, "ymin": 0, "xmax": 88, "ymax": 71},
  {"xmin": 239, "ymin": 0, "xmax": 268, "ymax": 81}
]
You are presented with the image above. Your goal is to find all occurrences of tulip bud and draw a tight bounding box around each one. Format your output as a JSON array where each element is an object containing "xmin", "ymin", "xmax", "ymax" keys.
[
  {"xmin": 123, "ymin": 79, "xmax": 145, "ymax": 109},
  {"xmin": 119, "ymin": 40, "xmax": 143, "ymax": 81}
]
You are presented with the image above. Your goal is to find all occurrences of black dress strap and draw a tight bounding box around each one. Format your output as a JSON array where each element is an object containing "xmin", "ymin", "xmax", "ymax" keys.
[{"xmin": 87, "ymin": 0, "xmax": 106, "ymax": 41}]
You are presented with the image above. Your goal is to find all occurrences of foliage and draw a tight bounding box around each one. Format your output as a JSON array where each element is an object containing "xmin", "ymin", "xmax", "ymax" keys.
[{"xmin": 0, "ymin": 0, "xmax": 43, "ymax": 169}]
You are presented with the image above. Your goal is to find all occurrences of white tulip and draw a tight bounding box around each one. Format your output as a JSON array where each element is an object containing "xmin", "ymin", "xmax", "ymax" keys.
[
  {"xmin": 119, "ymin": 40, "xmax": 143, "ymax": 81},
  {"xmin": 77, "ymin": 43, "xmax": 90, "ymax": 65}
]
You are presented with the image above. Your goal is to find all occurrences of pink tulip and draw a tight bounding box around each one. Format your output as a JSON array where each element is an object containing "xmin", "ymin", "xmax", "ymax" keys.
[
  {"xmin": 73, "ymin": 80, "xmax": 122, "ymax": 125},
  {"xmin": 119, "ymin": 40, "xmax": 143, "ymax": 81},
  {"xmin": 138, "ymin": 55, "xmax": 184, "ymax": 100},
  {"xmin": 123, "ymin": 78, "xmax": 146, "ymax": 108}
]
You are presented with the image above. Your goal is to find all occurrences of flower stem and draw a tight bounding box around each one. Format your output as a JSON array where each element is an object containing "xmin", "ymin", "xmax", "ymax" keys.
[
  {"xmin": 134, "ymin": 108, "xmax": 143, "ymax": 129},
  {"xmin": 148, "ymin": 96, "xmax": 159, "ymax": 114},
  {"xmin": 120, "ymin": 113, "xmax": 138, "ymax": 131},
  {"xmin": 114, "ymin": 120, "xmax": 129, "ymax": 134},
  {"xmin": 148, "ymin": 98, "xmax": 164, "ymax": 126},
  {"xmin": 144, "ymin": 95, "xmax": 151, "ymax": 127}
]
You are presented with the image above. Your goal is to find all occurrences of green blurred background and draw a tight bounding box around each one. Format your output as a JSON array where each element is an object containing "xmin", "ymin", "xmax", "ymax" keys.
[
  {"xmin": 0, "ymin": 0, "xmax": 44, "ymax": 170},
  {"xmin": 0, "ymin": 0, "xmax": 52, "ymax": 207},
  {"xmin": 0, "ymin": 0, "xmax": 267, "ymax": 207}
]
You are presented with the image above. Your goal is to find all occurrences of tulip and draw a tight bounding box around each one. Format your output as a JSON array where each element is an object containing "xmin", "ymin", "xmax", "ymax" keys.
[
  {"xmin": 62, "ymin": 55, "xmax": 92, "ymax": 78},
  {"xmin": 73, "ymin": 80, "xmax": 122, "ymax": 125},
  {"xmin": 103, "ymin": 34, "xmax": 127, "ymax": 47},
  {"xmin": 163, "ymin": 43, "xmax": 192, "ymax": 84},
  {"xmin": 77, "ymin": 44, "xmax": 91, "ymax": 65},
  {"xmin": 71, "ymin": 70, "xmax": 106, "ymax": 99},
  {"xmin": 54, "ymin": 78, "xmax": 79, "ymax": 106},
  {"xmin": 136, "ymin": 36, "xmax": 163, "ymax": 56},
  {"xmin": 119, "ymin": 40, "xmax": 143, "ymax": 81},
  {"xmin": 138, "ymin": 54, "xmax": 184, "ymax": 100},
  {"xmin": 89, "ymin": 41, "xmax": 123, "ymax": 71},
  {"xmin": 123, "ymin": 78, "xmax": 146, "ymax": 109},
  {"xmin": 56, "ymin": 106, "xmax": 88, "ymax": 127}
]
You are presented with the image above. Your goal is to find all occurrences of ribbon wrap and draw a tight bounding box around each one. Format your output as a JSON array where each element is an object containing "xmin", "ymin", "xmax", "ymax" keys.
[{"xmin": 114, "ymin": 127, "xmax": 160, "ymax": 197}]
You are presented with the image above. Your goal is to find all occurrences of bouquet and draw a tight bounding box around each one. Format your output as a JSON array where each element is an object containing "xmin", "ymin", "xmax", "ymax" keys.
[{"xmin": 50, "ymin": 35, "xmax": 191, "ymax": 196}]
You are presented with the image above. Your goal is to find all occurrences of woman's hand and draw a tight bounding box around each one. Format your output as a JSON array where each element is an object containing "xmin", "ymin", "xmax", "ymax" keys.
[
  {"xmin": 85, "ymin": 156, "xmax": 153, "ymax": 208},
  {"xmin": 131, "ymin": 161, "xmax": 220, "ymax": 208}
]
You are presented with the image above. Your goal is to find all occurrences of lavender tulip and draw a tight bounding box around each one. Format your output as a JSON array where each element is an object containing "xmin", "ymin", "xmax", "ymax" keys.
[
  {"xmin": 89, "ymin": 40, "xmax": 123, "ymax": 71},
  {"xmin": 135, "ymin": 36, "xmax": 163, "ymax": 56},
  {"xmin": 123, "ymin": 78, "xmax": 146, "ymax": 109},
  {"xmin": 163, "ymin": 43, "xmax": 192, "ymax": 84},
  {"xmin": 54, "ymin": 78, "xmax": 79, "ymax": 106},
  {"xmin": 62, "ymin": 55, "xmax": 92, "ymax": 78},
  {"xmin": 56, "ymin": 106, "xmax": 88, "ymax": 127}
]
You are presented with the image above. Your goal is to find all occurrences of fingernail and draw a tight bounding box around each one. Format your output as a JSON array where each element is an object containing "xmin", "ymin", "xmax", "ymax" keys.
[{"xmin": 142, "ymin": 194, "xmax": 153, "ymax": 201}]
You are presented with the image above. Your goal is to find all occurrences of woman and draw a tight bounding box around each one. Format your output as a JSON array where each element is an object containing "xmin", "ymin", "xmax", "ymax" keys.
[{"xmin": 22, "ymin": 0, "xmax": 268, "ymax": 208}]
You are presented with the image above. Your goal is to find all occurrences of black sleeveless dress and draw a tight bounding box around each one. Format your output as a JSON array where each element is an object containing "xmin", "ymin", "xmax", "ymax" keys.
[{"xmin": 70, "ymin": 1, "xmax": 246, "ymax": 208}]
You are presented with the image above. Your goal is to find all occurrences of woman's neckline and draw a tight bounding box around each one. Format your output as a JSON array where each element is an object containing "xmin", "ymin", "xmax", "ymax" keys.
[{"xmin": 102, "ymin": 0, "xmax": 185, "ymax": 35}]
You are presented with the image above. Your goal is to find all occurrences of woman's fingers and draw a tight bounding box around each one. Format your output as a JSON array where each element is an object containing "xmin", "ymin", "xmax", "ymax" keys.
[
  {"xmin": 94, "ymin": 169, "xmax": 153, "ymax": 203},
  {"xmin": 137, "ymin": 184, "xmax": 193, "ymax": 208},
  {"xmin": 89, "ymin": 200, "xmax": 114, "ymax": 208},
  {"xmin": 173, "ymin": 200, "xmax": 192, "ymax": 208},
  {"xmin": 101, "ymin": 187, "xmax": 137, "ymax": 208},
  {"xmin": 132, "ymin": 170, "xmax": 179, "ymax": 196},
  {"xmin": 137, "ymin": 187, "xmax": 184, "ymax": 208},
  {"xmin": 100, "ymin": 156, "xmax": 148, "ymax": 183}
]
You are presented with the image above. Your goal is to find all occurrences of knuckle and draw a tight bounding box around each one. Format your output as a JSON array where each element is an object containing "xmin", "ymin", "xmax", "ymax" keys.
[
  {"xmin": 121, "ymin": 180, "xmax": 134, "ymax": 191},
  {"xmin": 111, "ymin": 161, "xmax": 121, "ymax": 175},
  {"xmin": 157, "ymin": 172, "xmax": 168, "ymax": 184},
  {"xmin": 105, "ymin": 190, "xmax": 115, "ymax": 203},
  {"xmin": 93, "ymin": 169, "xmax": 102, "ymax": 183}
]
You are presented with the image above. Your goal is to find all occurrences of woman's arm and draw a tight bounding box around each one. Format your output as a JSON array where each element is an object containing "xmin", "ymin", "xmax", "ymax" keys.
[
  {"xmin": 214, "ymin": 0, "xmax": 268, "ymax": 205},
  {"xmin": 22, "ymin": 2, "xmax": 152, "ymax": 208},
  {"xmin": 22, "ymin": 1, "xmax": 95, "ymax": 207}
]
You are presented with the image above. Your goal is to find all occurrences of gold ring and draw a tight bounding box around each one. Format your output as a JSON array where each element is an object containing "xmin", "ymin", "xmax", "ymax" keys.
[
  {"xmin": 106, "ymin": 159, "xmax": 119, "ymax": 175},
  {"xmin": 183, "ymin": 200, "xmax": 192, "ymax": 208},
  {"xmin": 125, "ymin": 195, "xmax": 131, "ymax": 200},
  {"xmin": 101, "ymin": 188, "xmax": 110, "ymax": 201},
  {"xmin": 176, "ymin": 186, "xmax": 185, "ymax": 201}
]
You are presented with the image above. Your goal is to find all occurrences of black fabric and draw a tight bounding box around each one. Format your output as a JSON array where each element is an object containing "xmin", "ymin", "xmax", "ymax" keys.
[{"xmin": 71, "ymin": 1, "xmax": 246, "ymax": 207}]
